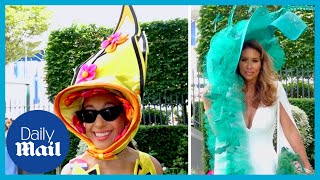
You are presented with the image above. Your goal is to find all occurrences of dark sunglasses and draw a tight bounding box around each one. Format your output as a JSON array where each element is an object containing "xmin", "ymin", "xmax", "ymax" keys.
[{"xmin": 75, "ymin": 106, "xmax": 123, "ymax": 123}]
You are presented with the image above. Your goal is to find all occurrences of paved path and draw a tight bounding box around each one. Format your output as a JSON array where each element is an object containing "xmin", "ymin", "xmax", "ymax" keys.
[{"xmin": 191, "ymin": 126, "xmax": 204, "ymax": 174}]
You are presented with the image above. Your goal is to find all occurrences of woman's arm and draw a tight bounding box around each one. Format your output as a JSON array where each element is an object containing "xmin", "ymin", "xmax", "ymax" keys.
[
  {"xmin": 279, "ymin": 103, "xmax": 313, "ymax": 172},
  {"xmin": 201, "ymin": 85, "xmax": 212, "ymax": 111},
  {"xmin": 150, "ymin": 156, "xmax": 163, "ymax": 174}
]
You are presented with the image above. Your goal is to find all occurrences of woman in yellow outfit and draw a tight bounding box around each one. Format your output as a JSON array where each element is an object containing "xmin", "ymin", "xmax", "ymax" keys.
[{"xmin": 54, "ymin": 5, "xmax": 163, "ymax": 174}]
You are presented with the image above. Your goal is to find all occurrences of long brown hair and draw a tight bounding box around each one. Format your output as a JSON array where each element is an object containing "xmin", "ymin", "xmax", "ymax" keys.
[{"xmin": 236, "ymin": 40, "xmax": 278, "ymax": 107}]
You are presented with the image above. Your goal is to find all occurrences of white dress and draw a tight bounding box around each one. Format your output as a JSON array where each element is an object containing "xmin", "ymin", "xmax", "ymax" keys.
[
  {"xmin": 212, "ymin": 82, "xmax": 297, "ymax": 174},
  {"xmin": 247, "ymin": 103, "xmax": 278, "ymax": 174},
  {"xmin": 247, "ymin": 81, "xmax": 297, "ymax": 174}
]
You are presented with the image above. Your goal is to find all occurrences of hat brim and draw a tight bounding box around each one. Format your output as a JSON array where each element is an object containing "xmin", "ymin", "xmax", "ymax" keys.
[{"xmin": 54, "ymin": 80, "xmax": 141, "ymax": 155}]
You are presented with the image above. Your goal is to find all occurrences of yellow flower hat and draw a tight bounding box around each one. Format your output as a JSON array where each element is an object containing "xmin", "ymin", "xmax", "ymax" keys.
[{"xmin": 54, "ymin": 5, "xmax": 148, "ymax": 160}]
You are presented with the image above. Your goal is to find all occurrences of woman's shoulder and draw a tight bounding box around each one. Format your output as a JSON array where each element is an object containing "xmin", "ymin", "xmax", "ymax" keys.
[
  {"xmin": 274, "ymin": 81, "xmax": 286, "ymax": 94},
  {"xmin": 134, "ymin": 149, "xmax": 163, "ymax": 174},
  {"xmin": 272, "ymin": 80, "xmax": 281, "ymax": 87},
  {"xmin": 149, "ymin": 155, "xmax": 163, "ymax": 174}
]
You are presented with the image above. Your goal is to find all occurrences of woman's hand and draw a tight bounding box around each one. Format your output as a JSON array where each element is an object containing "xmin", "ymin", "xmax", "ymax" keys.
[
  {"xmin": 201, "ymin": 85, "xmax": 212, "ymax": 111},
  {"xmin": 304, "ymin": 168, "xmax": 314, "ymax": 175},
  {"xmin": 280, "ymin": 103, "xmax": 313, "ymax": 174}
]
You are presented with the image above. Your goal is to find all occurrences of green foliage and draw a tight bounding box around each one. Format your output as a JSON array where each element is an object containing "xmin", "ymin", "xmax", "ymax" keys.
[
  {"xmin": 45, "ymin": 24, "xmax": 113, "ymax": 102},
  {"xmin": 45, "ymin": 19, "xmax": 188, "ymax": 103},
  {"xmin": 289, "ymin": 98, "xmax": 314, "ymax": 165},
  {"xmin": 289, "ymin": 98, "xmax": 314, "ymax": 124},
  {"xmin": 192, "ymin": 101, "xmax": 204, "ymax": 131},
  {"xmin": 173, "ymin": 105, "xmax": 187, "ymax": 125},
  {"xmin": 196, "ymin": 5, "xmax": 314, "ymax": 74},
  {"xmin": 201, "ymin": 113, "xmax": 210, "ymax": 173},
  {"xmin": 142, "ymin": 108, "xmax": 168, "ymax": 125},
  {"xmin": 283, "ymin": 81, "xmax": 314, "ymax": 98},
  {"xmin": 135, "ymin": 125, "xmax": 188, "ymax": 174},
  {"xmin": 141, "ymin": 19, "xmax": 188, "ymax": 101},
  {"xmin": 291, "ymin": 105, "xmax": 313, "ymax": 149},
  {"xmin": 279, "ymin": 8, "xmax": 314, "ymax": 71},
  {"xmin": 273, "ymin": 104, "xmax": 312, "ymax": 152},
  {"xmin": 5, "ymin": 6, "xmax": 52, "ymax": 64}
]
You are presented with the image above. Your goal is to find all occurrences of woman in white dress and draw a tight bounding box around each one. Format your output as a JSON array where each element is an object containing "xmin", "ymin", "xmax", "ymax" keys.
[
  {"xmin": 238, "ymin": 40, "xmax": 312, "ymax": 174},
  {"xmin": 203, "ymin": 40, "xmax": 313, "ymax": 174},
  {"xmin": 201, "ymin": 6, "xmax": 314, "ymax": 175}
]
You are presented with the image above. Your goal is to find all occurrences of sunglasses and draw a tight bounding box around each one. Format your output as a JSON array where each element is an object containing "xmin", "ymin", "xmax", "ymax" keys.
[{"xmin": 75, "ymin": 106, "xmax": 123, "ymax": 123}]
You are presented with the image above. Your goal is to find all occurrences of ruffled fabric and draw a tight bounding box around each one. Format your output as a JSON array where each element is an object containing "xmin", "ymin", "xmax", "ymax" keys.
[{"xmin": 203, "ymin": 6, "xmax": 307, "ymax": 174}]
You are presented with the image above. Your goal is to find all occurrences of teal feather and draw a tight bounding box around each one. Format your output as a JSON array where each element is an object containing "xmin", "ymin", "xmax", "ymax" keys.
[
  {"xmin": 276, "ymin": 147, "xmax": 305, "ymax": 174},
  {"xmin": 203, "ymin": 6, "xmax": 308, "ymax": 175}
]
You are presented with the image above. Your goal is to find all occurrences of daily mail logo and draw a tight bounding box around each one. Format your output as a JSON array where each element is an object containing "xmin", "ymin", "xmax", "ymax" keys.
[
  {"xmin": 6, "ymin": 110, "xmax": 70, "ymax": 173},
  {"xmin": 16, "ymin": 127, "xmax": 61, "ymax": 157}
]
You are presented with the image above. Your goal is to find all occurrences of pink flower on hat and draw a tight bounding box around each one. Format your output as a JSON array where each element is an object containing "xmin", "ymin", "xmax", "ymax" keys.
[
  {"xmin": 101, "ymin": 32, "xmax": 128, "ymax": 53},
  {"xmin": 76, "ymin": 64, "xmax": 97, "ymax": 84}
]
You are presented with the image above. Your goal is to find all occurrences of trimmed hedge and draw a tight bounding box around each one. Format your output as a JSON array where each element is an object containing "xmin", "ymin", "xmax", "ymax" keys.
[
  {"xmin": 141, "ymin": 19, "xmax": 188, "ymax": 101},
  {"xmin": 45, "ymin": 19, "xmax": 187, "ymax": 104},
  {"xmin": 135, "ymin": 125, "xmax": 188, "ymax": 174},
  {"xmin": 45, "ymin": 24, "xmax": 113, "ymax": 102}
]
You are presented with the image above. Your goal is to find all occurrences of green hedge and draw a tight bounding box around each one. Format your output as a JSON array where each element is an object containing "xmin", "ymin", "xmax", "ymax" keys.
[
  {"xmin": 141, "ymin": 19, "xmax": 188, "ymax": 101},
  {"xmin": 135, "ymin": 125, "xmax": 188, "ymax": 174},
  {"xmin": 45, "ymin": 24, "xmax": 113, "ymax": 102},
  {"xmin": 283, "ymin": 82, "xmax": 314, "ymax": 98},
  {"xmin": 289, "ymin": 98, "xmax": 315, "ymax": 166},
  {"xmin": 45, "ymin": 19, "xmax": 187, "ymax": 103},
  {"xmin": 200, "ymin": 98, "xmax": 315, "ymax": 173}
]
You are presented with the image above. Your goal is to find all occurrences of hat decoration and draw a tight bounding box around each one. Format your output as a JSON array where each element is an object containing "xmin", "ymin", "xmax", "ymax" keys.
[
  {"xmin": 204, "ymin": 6, "xmax": 308, "ymax": 174},
  {"xmin": 54, "ymin": 5, "xmax": 148, "ymax": 160}
]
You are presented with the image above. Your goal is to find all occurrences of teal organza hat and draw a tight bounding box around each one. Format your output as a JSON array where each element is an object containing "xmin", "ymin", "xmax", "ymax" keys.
[
  {"xmin": 204, "ymin": 6, "xmax": 307, "ymax": 174},
  {"xmin": 206, "ymin": 6, "xmax": 307, "ymax": 89}
]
